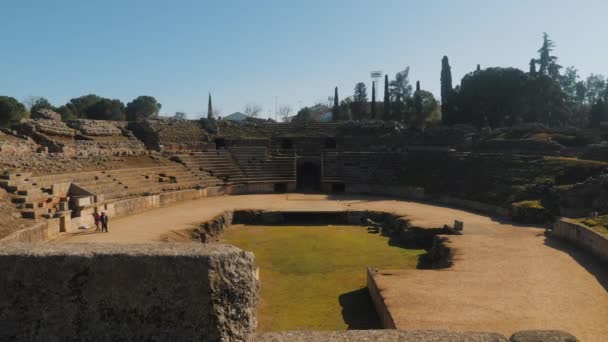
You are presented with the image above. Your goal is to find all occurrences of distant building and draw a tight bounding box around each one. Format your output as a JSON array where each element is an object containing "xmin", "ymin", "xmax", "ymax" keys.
[{"xmin": 223, "ymin": 112, "xmax": 248, "ymax": 121}]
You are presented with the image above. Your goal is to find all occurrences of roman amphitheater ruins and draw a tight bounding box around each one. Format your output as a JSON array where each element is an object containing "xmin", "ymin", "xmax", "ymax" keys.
[{"xmin": 1, "ymin": 111, "xmax": 607, "ymax": 341}]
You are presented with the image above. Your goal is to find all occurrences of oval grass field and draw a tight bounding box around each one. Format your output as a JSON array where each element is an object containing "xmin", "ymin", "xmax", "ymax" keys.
[{"xmin": 221, "ymin": 225, "xmax": 425, "ymax": 332}]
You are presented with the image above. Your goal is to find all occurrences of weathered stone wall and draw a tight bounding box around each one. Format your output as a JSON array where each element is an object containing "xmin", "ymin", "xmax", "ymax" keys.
[
  {"xmin": 129, "ymin": 119, "xmax": 211, "ymax": 151},
  {"xmin": 0, "ymin": 243, "xmax": 258, "ymax": 342},
  {"xmin": 0, "ymin": 220, "xmax": 59, "ymax": 243},
  {"xmin": 552, "ymin": 218, "xmax": 608, "ymax": 263}
]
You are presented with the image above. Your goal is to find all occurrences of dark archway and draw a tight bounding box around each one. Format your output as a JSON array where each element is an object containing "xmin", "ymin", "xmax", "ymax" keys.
[
  {"xmin": 324, "ymin": 137, "xmax": 337, "ymax": 149},
  {"xmin": 297, "ymin": 162, "xmax": 321, "ymax": 191},
  {"xmin": 281, "ymin": 138, "xmax": 293, "ymax": 149},
  {"xmin": 215, "ymin": 138, "xmax": 226, "ymax": 149}
]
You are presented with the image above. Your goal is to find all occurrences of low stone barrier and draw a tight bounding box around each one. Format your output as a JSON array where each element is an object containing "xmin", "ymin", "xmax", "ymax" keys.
[
  {"xmin": 255, "ymin": 330, "xmax": 511, "ymax": 341},
  {"xmin": 552, "ymin": 218, "xmax": 608, "ymax": 263},
  {"xmin": 0, "ymin": 243, "xmax": 258, "ymax": 342},
  {"xmin": 0, "ymin": 219, "xmax": 61, "ymax": 243},
  {"xmin": 366, "ymin": 268, "xmax": 396, "ymax": 329}
]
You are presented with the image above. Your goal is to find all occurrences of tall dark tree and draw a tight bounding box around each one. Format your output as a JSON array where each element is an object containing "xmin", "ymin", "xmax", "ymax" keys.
[
  {"xmin": 414, "ymin": 81, "xmax": 423, "ymax": 118},
  {"xmin": 371, "ymin": 81, "xmax": 376, "ymax": 119},
  {"xmin": 441, "ymin": 56, "xmax": 453, "ymax": 124},
  {"xmin": 126, "ymin": 96, "xmax": 161, "ymax": 121},
  {"xmin": 529, "ymin": 59, "xmax": 537, "ymax": 76},
  {"xmin": 207, "ymin": 93, "xmax": 213, "ymax": 119},
  {"xmin": 353, "ymin": 82, "xmax": 368, "ymax": 120},
  {"xmin": 332, "ymin": 87, "xmax": 340, "ymax": 121},
  {"xmin": 537, "ymin": 32, "xmax": 561, "ymax": 79},
  {"xmin": 476, "ymin": 64, "xmax": 481, "ymax": 72},
  {"xmin": 383, "ymin": 74, "xmax": 390, "ymax": 120}
]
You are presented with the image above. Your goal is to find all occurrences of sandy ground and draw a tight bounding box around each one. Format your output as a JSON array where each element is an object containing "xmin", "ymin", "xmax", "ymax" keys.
[{"xmin": 54, "ymin": 194, "xmax": 608, "ymax": 340}]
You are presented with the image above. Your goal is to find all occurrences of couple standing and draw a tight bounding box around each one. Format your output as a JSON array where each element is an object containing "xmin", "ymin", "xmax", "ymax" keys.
[{"xmin": 93, "ymin": 212, "xmax": 109, "ymax": 232}]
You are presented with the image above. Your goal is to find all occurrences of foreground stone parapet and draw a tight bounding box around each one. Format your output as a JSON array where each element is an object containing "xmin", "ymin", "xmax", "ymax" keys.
[
  {"xmin": 255, "ymin": 330, "xmax": 510, "ymax": 342},
  {"xmin": 509, "ymin": 330, "xmax": 579, "ymax": 342},
  {"xmin": 0, "ymin": 243, "xmax": 258, "ymax": 342}
]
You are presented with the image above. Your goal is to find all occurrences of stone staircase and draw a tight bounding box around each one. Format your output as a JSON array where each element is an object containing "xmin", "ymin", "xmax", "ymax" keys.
[
  {"xmin": 230, "ymin": 147, "xmax": 296, "ymax": 183},
  {"xmin": 322, "ymin": 152, "xmax": 405, "ymax": 184},
  {"xmin": 175, "ymin": 151, "xmax": 248, "ymax": 184}
]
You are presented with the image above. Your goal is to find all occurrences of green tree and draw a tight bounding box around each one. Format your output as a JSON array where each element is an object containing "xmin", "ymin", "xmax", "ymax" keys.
[
  {"xmin": 126, "ymin": 96, "xmax": 161, "ymax": 121},
  {"xmin": 353, "ymin": 82, "xmax": 368, "ymax": 120},
  {"xmin": 0, "ymin": 96, "xmax": 28, "ymax": 127},
  {"xmin": 65, "ymin": 94, "xmax": 102, "ymax": 118},
  {"xmin": 389, "ymin": 67, "xmax": 413, "ymax": 102},
  {"xmin": 584, "ymin": 74, "xmax": 607, "ymax": 105},
  {"xmin": 87, "ymin": 99, "xmax": 126, "ymax": 121},
  {"xmin": 441, "ymin": 56, "xmax": 453, "ymax": 124},
  {"xmin": 537, "ymin": 32, "xmax": 561, "ymax": 79},
  {"xmin": 174, "ymin": 112, "xmax": 187, "ymax": 120},
  {"xmin": 56, "ymin": 105, "xmax": 77, "ymax": 121},
  {"xmin": 371, "ymin": 81, "xmax": 376, "ymax": 119},
  {"xmin": 293, "ymin": 107, "xmax": 312, "ymax": 123},
  {"xmin": 339, "ymin": 97, "xmax": 353, "ymax": 121},
  {"xmin": 29, "ymin": 97, "xmax": 54, "ymax": 114},
  {"xmin": 452, "ymin": 67, "xmax": 571, "ymax": 127},
  {"xmin": 559, "ymin": 66, "xmax": 580, "ymax": 100},
  {"xmin": 589, "ymin": 100, "xmax": 608, "ymax": 127},
  {"xmin": 383, "ymin": 74, "xmax": 390, "ymax": 120}
]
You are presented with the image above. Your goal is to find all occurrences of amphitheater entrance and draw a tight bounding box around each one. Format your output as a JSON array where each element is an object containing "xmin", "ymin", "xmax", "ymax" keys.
[{"xmin": 297, "ymin": 161, "xmax": 321, "ymax": 192}]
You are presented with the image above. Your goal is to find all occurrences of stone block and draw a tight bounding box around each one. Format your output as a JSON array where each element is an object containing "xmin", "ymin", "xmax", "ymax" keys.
[{"xmin": 0, "ymin": 243, "xmax": 259, "ymax": 342}]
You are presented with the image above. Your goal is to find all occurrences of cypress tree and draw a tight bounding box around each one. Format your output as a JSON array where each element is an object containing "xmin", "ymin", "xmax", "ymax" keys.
[
  {"xmin": 414, "ymin": 81, "xmax": 423, "ymax": 127},
  {"xmin": 332, "ymin": 87, "xmax": 340, "ymax": 121},
  {"xmin": 383, "ymin": 74, "xmax": 390, "ymax": 120},
  {"xmin": 529, "ymin": 59, "xmax": 537, "ymax": 75},
  {"xmin": 207, "ymin": 93, "xmax": 213, "ymax": 119},
  {"xmin": 440, "ymin": 56, "xmax": 453, "ymax": 124},
  {"xmin": 476, "ymin": 64, "xmax": 481, "ymax": 72},
  {"xmin": 371, "ymin": 81, "xmax": 376, "ymax": 119}
]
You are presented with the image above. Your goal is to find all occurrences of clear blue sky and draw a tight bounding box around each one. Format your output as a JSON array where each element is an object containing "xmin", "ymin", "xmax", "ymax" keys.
[{"xmin": 1, "ymin": 0, "xmax": 606, "ymax": 119}]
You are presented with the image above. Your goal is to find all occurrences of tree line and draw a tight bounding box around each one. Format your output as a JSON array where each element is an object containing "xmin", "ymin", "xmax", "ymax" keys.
[
  {"xmin": 442, "ymin": 33, "xmax": 608, "ymax": 128},
  {"xmin": 294, "ymin": 68, "xmax": 440, "ymax": 128},
  {"xmin": 0, "ymin": 94, "xmax": 162, "ymax": 127}
]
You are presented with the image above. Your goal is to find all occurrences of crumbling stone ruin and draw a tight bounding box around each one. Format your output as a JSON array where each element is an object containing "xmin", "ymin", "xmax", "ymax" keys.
[{"xmin": 0, "ymin": 119, "xmax": 606, "ymax": 234}]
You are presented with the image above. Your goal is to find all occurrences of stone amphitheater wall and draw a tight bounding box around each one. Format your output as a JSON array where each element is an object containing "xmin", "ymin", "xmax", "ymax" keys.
[{"xmin": 553, "ymin": 218, "xmax": 608, "ymax": 263}]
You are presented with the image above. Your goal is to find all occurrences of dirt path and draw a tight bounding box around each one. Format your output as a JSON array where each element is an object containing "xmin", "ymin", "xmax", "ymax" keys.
[{"xmin": 55, "ymin": 194, "xmax": 608, "ymax": 340}]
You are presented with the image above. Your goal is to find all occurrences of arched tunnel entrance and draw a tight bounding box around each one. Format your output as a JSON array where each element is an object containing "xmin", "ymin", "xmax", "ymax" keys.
[{"xmin": 297, "ymin": 162, "xmax": 321, "ymax": 192}]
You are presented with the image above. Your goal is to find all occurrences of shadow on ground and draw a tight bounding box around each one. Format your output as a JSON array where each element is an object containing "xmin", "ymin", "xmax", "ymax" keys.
[
  {"xmin": 338, "ymin": 287, "xmax": 382, "ymax": 330},
  {"xmin": 544, "ymin": 236, "xmax": 608, "ymax": 292}
]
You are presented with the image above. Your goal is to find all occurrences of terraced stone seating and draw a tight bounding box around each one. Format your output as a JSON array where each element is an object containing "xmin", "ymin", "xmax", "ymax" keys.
[
  {"xmin": 230, "ymin": 147, "xmax": 295, "ymax": 183},
  {"xmin": 323, "ymin": 152, "xmax": 404, "ymax": 184},
  {"xmin": 322, "ymin": 151, "xmax": 342, "ymax": 183},
  {"xmin": 218, "ymin": 121, "xmax": 341, "ymax": 139},
  {"xmin": 0, "ymin": 163, "xmax": 223, "ymax": 219},
  {"xmin": 176, "ymin": 151, "xmax": 247, "ymax": 184}
]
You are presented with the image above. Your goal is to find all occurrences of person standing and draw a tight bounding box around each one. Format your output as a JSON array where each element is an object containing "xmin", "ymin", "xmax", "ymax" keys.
[
  {"xmin": 93, "ymin": 212, "xmax": 101, "ymax": 231},
  {"xmin": 100, "ymin": 212, "xmax": 109, "ymax": 233}
]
